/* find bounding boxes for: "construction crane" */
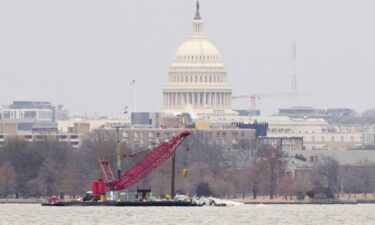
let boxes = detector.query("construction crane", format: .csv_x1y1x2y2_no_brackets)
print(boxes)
232,92,309,117
92,130,191,197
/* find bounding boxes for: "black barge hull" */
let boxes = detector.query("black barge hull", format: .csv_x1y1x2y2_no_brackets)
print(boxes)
42,201,198,207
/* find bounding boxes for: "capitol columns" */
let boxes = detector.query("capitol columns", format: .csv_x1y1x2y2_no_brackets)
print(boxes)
203,91,206,107
199,92,203,106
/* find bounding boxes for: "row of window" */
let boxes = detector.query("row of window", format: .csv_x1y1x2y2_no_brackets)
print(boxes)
123,132,175,138
309,136,357,142
171,66,224,71
1,110,53,120
124,138,241,146
172,74,224,83
269,128,326,133
123,131,247,140
176,55,219,61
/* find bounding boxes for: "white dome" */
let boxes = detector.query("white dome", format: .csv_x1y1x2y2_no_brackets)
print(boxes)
162,2,237,117
174,38,222,62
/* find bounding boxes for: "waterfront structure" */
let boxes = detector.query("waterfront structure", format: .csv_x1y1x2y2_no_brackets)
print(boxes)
162,2,236,117
278,107,358,119
0,101,79,148
363,131,375,147
257,137,304,151
131,112,160,128
0,129,82,148
91,127,256,152
0,101,58,134
199,115,363,150
1,101,55,121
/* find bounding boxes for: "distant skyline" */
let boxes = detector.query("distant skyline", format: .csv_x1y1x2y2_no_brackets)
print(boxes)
1,0,375,116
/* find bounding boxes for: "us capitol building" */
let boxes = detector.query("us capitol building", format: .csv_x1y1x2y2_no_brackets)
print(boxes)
162,1,237,117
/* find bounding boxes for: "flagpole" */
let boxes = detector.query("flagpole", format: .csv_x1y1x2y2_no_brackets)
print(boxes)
134,81,137,113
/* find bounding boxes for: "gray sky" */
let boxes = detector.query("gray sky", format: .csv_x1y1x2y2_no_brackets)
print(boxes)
1,0,375,116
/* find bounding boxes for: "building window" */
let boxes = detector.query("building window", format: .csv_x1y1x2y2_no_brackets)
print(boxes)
331,136,335,142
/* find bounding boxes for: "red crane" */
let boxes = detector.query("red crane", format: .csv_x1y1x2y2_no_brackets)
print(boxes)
92,130,191,196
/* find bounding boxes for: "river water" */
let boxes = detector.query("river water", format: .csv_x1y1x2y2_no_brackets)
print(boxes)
1,204,374,225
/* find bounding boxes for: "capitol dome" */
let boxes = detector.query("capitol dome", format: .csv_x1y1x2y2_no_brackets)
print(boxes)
174,39,223,64
162,1,237,117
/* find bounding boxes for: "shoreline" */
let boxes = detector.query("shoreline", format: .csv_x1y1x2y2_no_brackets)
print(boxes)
232,198,375,205
2,197,375,205
0,199,41,204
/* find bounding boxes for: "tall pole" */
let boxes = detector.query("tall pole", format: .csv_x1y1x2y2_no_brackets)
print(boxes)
292,43,297,106
116,127,121,179
171,152,176,198
134,82,137,113
171,117,187,198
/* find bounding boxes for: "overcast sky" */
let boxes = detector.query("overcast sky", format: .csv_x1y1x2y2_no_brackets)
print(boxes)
1,0,375,116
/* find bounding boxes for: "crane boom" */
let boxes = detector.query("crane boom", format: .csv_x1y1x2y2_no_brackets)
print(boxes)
93,130,190,196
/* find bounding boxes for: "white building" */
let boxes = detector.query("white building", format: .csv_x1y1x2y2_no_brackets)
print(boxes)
162,1,236,117
199,115,363,150
1,101,54,122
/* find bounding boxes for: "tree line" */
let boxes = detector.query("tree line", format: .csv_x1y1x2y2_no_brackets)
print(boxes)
1,132,375,200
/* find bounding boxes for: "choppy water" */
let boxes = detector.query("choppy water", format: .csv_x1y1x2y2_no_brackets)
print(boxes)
1,204,374,225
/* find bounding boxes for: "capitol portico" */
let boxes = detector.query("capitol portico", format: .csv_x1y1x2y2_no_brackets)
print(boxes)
162,1,237,117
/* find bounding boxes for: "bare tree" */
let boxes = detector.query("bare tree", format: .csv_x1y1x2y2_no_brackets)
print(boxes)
247,160,268,199
357,160,375,198
316,156,341,195
0,161,16,198
278,176,295,200
256,144,285,199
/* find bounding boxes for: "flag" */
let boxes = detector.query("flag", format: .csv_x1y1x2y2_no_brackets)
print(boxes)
130,80,135,86
123,106,128,114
